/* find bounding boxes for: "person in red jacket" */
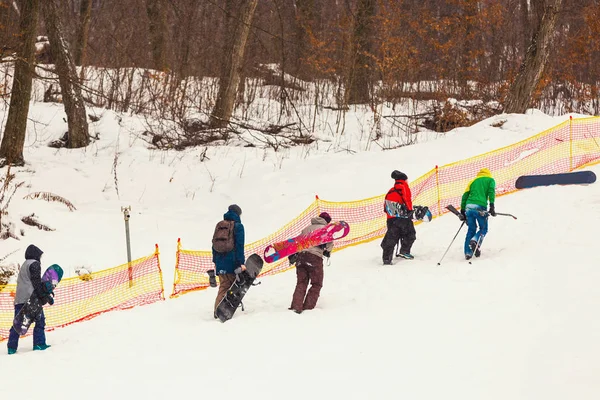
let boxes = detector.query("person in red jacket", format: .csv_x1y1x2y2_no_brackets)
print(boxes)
381,170,416,264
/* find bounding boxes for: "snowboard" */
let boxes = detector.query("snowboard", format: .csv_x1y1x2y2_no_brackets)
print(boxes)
263,221,350,263
215,253,264,323
515,171,596,189
413,205,432,222
13,264,63,336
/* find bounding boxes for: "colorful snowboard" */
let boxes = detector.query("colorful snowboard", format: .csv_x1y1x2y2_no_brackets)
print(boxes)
515,171,596,189
13,264,63,336
263,221,350,263
215,253,264,323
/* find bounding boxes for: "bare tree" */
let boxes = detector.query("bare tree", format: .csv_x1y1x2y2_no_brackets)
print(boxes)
504,0,563,114
0,0,40,167
291,0,316,78
209,0,259,129
145,0,168,71
43,0,90,148
74,0,92,67
346,0,376,105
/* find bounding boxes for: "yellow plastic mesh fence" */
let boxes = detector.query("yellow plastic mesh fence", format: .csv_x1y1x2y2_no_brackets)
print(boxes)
0,246,165,342
171,117,600,298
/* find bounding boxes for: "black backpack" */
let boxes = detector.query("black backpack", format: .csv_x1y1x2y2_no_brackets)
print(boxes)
212,220,235,253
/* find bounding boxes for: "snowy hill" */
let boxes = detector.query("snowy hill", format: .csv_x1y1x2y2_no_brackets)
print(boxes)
1,103,599,399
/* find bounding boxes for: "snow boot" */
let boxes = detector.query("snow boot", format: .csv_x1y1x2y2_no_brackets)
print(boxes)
469,240,481,258
398,253,414,260
207,270,217,288
7,347,16,355
33,344,51,351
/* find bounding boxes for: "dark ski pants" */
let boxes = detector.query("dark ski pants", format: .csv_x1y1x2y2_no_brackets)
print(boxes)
381,217,416,262
214,273,237,311
464,204,488,256
291,252,324,312
7,303,46,350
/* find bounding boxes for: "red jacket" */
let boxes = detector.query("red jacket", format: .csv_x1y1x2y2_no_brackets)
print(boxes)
384,180,413,219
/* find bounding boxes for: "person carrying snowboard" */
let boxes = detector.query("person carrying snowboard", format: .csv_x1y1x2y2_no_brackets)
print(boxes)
289,212,334,314
459,168,496,260
211,204,246,317
7,244,55,354
381,170,416,264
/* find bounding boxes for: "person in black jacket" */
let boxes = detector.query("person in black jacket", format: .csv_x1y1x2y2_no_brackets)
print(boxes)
7,245,52,354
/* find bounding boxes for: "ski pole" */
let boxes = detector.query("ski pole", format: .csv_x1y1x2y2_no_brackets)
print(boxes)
468,234,484,265
437,220,465,266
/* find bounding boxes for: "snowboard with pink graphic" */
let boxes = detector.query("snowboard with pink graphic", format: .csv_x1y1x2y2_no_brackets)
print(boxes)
263,221,350,263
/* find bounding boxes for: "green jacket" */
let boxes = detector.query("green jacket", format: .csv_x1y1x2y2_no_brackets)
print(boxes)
461,168,496,209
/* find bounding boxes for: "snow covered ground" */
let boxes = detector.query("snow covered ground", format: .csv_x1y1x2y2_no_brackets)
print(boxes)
1,103,599,399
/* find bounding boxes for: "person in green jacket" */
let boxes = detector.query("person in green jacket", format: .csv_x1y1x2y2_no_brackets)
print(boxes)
459,168,496,260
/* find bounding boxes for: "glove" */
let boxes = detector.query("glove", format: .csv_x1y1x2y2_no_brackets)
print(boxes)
41,294,54,306
459,209,466,221
489,203,496,217
323,250,331,258
288,253,298,265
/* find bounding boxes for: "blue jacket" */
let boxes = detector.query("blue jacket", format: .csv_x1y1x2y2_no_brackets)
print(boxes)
212,210,245,274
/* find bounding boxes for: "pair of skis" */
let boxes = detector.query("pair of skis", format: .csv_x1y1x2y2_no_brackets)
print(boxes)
446,204,517,220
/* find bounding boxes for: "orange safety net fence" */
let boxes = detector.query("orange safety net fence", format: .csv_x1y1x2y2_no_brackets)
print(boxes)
0,246,165,341
171,116,600,298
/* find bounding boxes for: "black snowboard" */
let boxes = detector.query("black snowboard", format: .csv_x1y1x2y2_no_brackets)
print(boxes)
13,264,63,335
215,253,264,323
515,171,596,189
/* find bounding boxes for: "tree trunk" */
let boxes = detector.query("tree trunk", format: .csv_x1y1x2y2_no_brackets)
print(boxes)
146,0,168,71
458,0,479,87
520,0,531,54
292,0,315,78
43,0,90,148
346,0,375,105
0,0,39,167
74,0,92,67
175,1,200,79
209,0,258,129
504,0,562,114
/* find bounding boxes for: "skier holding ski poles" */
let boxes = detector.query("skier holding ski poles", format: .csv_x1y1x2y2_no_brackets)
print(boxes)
459,168,496,260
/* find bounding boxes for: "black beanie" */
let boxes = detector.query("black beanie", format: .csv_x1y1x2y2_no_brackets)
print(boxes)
391,170,408,181
228,204,242,216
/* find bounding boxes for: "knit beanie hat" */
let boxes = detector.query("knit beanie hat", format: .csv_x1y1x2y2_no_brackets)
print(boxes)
318,212,332,223
391,170,408,181
228,204,242,216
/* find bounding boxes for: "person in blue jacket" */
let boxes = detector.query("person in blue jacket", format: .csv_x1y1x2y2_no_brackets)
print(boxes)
212,204,246,314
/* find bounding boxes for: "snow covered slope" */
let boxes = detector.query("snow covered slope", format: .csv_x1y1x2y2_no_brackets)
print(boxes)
1,104,598,399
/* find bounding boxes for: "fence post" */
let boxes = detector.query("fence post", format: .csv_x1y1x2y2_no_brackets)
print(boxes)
121,206,133,287
154,244,165,300
315,194,321,214
569,115,573,171
435,165,442,215
171,238,182,297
